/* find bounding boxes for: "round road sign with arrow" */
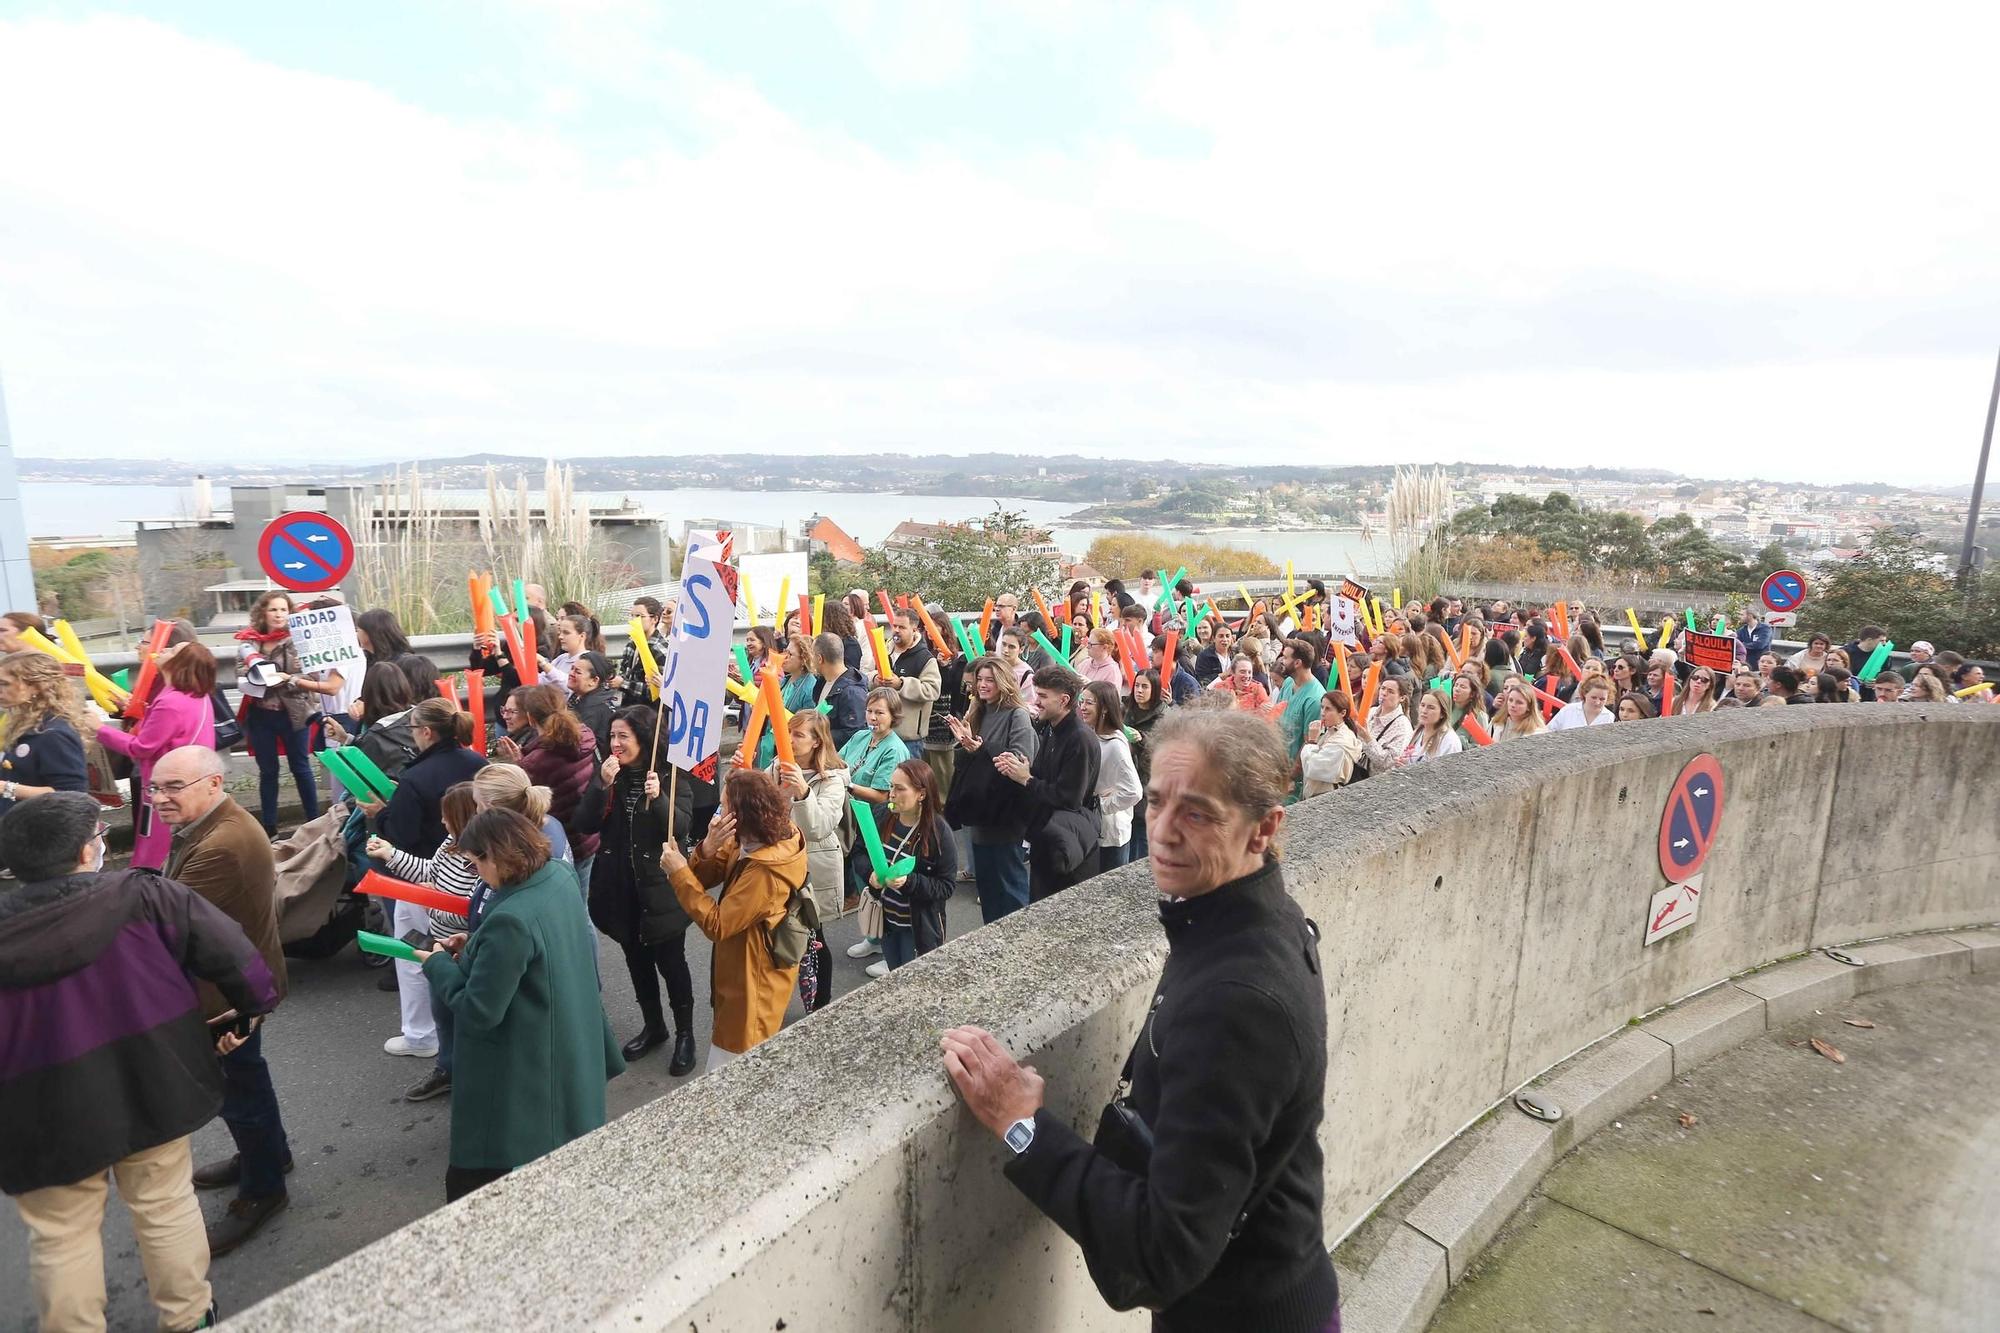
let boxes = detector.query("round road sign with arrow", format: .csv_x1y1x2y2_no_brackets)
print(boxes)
1760,569,1807,614
257,511,356,594
1659,753,1724,882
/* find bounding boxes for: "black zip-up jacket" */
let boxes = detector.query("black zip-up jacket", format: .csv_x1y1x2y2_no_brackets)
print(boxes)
1004,857,1337,1332
576,765,694,946
0,868,280,1195
1021,707,1100,839
568,685,615,759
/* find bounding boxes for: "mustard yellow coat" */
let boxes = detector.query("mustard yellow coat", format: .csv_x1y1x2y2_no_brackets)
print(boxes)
670,831,807,1053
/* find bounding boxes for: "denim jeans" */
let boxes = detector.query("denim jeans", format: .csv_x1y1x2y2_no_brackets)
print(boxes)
971,841,1029,924
1099,840,1131,870
1128,797,1148,860
882,923,917,971
217,1025,292,1199
243,706,319,833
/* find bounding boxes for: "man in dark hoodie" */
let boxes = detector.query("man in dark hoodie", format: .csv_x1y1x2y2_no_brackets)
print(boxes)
1,792,280,1333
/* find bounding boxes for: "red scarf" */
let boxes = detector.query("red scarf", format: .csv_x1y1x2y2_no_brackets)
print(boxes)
234,625,291,647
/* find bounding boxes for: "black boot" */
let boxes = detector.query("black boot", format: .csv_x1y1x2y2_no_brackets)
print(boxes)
621,1021,668,1061
668,1005,697,1076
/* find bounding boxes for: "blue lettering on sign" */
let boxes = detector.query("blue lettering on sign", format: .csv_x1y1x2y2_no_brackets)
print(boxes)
682,574,713,639
685,699,710,757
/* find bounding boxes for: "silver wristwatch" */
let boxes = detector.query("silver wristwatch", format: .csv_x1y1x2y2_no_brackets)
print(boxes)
1004,1116,1036,1155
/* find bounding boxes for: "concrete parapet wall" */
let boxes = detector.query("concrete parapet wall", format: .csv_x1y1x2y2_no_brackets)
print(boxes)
237,704,2000,1330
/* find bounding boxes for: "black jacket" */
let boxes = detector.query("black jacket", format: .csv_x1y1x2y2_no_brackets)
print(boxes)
846,811,956,954
0,868,280,1195
817,669,870,749
1022,707,1100,837
377,739,489,859
576,765,694,946
1005,858,1336,1331
0,718,89,820
569,685,615,758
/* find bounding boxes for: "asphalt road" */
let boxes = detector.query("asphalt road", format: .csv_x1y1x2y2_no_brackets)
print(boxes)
1,856,990,1331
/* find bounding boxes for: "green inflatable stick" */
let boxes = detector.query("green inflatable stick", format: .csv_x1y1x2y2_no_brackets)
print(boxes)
486,585,511,621
1685,608,1697,630
733,644,754,686
1031,629,1064,663
512,578,529,624
956,617,982,661
1059,624,1073,660
338,747,399,803
1858,640,1894,682
315,749,369,799
356,930,420,963
849,798,917,882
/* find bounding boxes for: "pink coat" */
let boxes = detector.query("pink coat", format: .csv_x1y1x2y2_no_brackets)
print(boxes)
97,686,217,870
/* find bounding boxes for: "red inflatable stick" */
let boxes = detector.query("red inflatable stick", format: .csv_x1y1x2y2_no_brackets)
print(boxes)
1462,713,1493,747
123,620,176,723
359,870,469,919
467,669,486,753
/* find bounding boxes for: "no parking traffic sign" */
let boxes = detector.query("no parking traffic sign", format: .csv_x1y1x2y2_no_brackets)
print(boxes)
1760,569,1807,614
258,511,355,594
1658,753,1724,882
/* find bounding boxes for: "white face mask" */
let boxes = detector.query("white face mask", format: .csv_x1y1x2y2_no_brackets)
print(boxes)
81,835,106,875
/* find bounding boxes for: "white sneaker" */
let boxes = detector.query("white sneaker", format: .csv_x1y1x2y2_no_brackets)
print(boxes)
864,959,889,979
384,1035,440,1058
846,938,881,959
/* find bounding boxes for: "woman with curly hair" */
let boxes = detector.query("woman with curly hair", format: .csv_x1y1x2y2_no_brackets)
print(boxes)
0,651,90,819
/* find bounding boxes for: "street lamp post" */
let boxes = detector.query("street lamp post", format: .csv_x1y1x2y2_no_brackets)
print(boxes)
1958,348,2000,607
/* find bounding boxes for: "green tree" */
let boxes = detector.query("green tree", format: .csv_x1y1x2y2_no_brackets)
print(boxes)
1646,515,1748,589
1811,530,1965,650
857,506,1060,612
1751,541,1789,574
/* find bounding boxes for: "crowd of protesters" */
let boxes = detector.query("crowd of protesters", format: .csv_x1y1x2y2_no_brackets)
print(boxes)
0,571,1987,1331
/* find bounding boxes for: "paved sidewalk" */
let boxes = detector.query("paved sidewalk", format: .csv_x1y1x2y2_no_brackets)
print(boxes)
1430,971,2000,1333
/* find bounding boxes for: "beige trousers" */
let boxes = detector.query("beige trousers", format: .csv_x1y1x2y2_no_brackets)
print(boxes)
12,1136,212,1332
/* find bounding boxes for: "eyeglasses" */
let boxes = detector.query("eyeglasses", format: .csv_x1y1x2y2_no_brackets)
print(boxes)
145,777,217,797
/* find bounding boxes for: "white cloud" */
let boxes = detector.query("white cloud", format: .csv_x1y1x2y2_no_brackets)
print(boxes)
0,5,1995,485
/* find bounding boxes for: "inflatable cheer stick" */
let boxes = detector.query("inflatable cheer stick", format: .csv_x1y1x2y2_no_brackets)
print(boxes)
355,930,420,963
359,871,467,919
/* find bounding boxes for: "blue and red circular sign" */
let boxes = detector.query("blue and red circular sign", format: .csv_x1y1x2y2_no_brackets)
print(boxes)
1760,569,1807,614
257,511,355,593
1659,753,1724,881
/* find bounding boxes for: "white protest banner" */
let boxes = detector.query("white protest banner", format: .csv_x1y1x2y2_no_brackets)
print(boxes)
287,604,365,679
660,531,738,782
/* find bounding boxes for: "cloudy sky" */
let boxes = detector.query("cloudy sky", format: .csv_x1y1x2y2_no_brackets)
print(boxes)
1,2,1995,485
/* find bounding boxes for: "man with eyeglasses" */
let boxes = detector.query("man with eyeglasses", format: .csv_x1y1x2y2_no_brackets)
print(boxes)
2,790,279,1332
152,746,296,1257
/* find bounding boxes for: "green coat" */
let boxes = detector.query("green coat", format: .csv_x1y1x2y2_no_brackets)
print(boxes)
423,859,624,1170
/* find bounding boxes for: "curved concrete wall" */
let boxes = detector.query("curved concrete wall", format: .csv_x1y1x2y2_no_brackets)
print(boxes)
239,705,2000,1331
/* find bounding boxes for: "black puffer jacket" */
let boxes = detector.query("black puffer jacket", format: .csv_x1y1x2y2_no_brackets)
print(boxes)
575,764,694,946
1004,857,1336,1332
